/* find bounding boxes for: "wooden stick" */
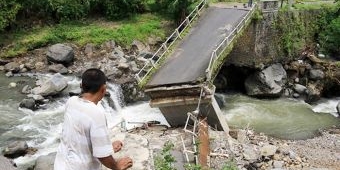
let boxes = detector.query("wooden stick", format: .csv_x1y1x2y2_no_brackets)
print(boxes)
198,117,209,169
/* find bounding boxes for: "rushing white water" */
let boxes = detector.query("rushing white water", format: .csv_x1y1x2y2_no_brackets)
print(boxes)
0,74,168,169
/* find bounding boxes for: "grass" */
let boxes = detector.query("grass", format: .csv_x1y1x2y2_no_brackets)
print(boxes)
0,14,169,58
280,0,336,10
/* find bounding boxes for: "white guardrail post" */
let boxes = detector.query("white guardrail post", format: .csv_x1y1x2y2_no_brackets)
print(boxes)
205,4,257,82
135,0,207,84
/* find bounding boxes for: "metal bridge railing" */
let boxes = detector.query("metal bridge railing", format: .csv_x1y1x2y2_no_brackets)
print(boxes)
135,0,207,84
206,4,257,81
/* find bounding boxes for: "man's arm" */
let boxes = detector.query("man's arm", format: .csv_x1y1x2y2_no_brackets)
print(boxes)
98,156,133,170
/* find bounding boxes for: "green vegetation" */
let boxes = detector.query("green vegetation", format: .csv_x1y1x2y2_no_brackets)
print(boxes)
320,17,340,55
154,141,176,170
292,3,335,10
221,160,238,170
0,0,201,58
0,0,21,31
273,4,337,58
0,14,166,58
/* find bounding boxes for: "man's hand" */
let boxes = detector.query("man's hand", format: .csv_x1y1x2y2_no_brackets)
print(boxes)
117,157,133,170
112,140,123,153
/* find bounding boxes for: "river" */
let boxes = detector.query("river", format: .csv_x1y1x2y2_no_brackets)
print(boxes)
0,73,339,169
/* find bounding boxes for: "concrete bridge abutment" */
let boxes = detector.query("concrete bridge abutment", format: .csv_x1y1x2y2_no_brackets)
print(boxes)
145,84,229,134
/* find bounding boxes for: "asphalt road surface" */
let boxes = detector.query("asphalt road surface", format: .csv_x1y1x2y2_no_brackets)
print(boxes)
147,7,248,88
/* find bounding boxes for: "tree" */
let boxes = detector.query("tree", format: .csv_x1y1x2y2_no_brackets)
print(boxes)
0,0,21,31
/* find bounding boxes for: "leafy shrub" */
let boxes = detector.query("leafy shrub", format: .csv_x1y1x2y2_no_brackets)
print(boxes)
0,0,21,31
48,0,92,20
104,0,147,20
155,0,197,24
319,16,340,55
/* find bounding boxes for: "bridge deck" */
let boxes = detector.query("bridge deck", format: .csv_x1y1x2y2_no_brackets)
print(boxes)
146,7,248,88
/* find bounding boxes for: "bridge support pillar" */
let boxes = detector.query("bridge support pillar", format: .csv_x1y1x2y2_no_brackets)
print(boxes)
146,85,229,134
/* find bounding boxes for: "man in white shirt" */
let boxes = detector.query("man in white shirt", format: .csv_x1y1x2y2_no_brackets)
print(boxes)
54,68,133,170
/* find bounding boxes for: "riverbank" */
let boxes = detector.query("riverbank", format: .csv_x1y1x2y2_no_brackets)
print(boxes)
104,125,340,170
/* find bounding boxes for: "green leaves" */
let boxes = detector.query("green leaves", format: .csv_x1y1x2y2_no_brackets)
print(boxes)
319,17,340,55
154,141,176,170
0,0,21,31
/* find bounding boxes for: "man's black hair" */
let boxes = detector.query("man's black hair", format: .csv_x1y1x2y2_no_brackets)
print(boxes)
81,68,107,94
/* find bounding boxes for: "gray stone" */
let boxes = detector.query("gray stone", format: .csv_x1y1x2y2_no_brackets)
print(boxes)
8,82,17,88
171,150,186,170
0,66,4,71
284,88,293,97
0,155,16,170
48,64,68,74
25,63,35,70
309,69,325,80
293,93,300,98
109,48,125,60
305,83,322,103
19,64,25,69
118,62,130,70
27,94,44,102
260,145,277,157
5,71,13,77
130,61,139,73
294,78,299,83
243,144,259,162
19,98,37,110
245,64,287,97
4,62,20,73
22,85,32,94
237,130,248,144
3,141,28,159
294,84,307,94
107,67,123,79
131,40,147,53
84,43,94,56
273,161,284,168
34,152,56,170
46,44,74,65
148,36,162,46
318,54,325,58
31,73,68,96
102,40,115,50
289,151,297,159
35,62,45,70
20,68,28,73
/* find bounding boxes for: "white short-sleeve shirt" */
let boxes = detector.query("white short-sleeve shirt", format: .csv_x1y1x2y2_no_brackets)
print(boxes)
54,96,113,170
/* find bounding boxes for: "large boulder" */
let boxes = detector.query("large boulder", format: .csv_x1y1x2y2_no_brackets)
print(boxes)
131,40,149,54
337,102,340,114
305,83,323,104
4,62,20,73
48,64,68,74
31,73,68,96
293,84,307,94
46,44,74,65
3,141,28,159
19,98,37,110
34,152,56,170
0,155,16,170
245,64,287,97
309,69,325,80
